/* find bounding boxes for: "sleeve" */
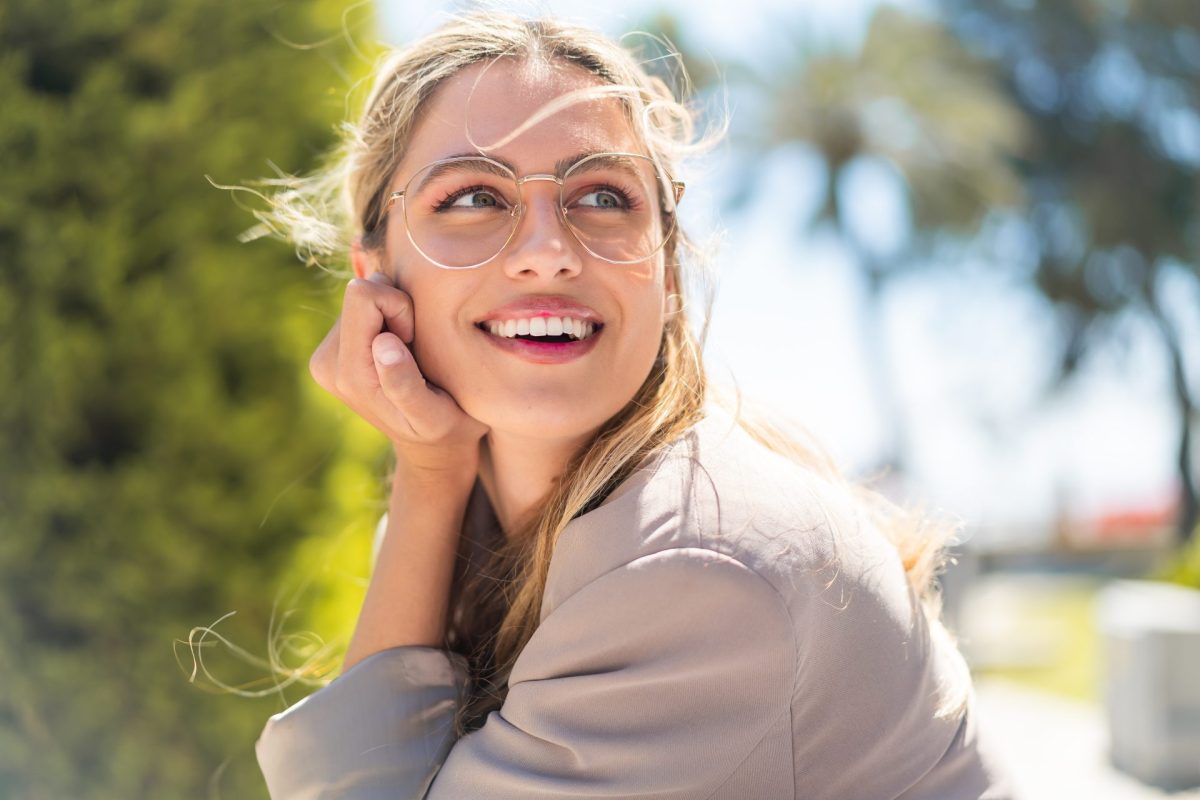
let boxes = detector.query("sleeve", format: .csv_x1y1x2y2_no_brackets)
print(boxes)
255,645,469,799
256,546,797,800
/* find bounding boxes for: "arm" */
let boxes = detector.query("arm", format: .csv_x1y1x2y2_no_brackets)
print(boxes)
256,547,796,799
425,546,797,798
256,645,468,799
256,470,473,799
343,470,472,672
264,266,491,797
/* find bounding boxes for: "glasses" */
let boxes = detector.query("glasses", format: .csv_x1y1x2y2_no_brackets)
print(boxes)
383,152,685,270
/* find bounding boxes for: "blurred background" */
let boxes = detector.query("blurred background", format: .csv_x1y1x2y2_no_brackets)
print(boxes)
2,0,1198,797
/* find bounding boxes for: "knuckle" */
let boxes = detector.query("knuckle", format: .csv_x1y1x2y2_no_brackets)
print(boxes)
344,278,371,301
308,352,331,389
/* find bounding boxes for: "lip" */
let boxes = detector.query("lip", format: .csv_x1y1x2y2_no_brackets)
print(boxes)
476,323,603,364
475,295,604,324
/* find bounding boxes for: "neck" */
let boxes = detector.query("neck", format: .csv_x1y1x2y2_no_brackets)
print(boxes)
477,427,593,539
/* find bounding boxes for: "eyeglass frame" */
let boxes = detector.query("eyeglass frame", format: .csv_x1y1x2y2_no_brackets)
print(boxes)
381,151,686,270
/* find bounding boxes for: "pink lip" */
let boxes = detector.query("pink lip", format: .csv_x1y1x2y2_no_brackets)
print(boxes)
476,295,604,324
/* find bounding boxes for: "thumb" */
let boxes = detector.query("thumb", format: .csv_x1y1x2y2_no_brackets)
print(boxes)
372,332,457,438
372,331,410,368
371,331,429,410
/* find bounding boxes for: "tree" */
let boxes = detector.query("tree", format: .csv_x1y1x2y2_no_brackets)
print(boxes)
727,2,1196,543
937,0,1200,544
0,1,381,796
756,8,1027,475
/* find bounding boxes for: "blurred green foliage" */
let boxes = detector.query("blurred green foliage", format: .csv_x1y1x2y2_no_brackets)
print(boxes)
0,1,391,797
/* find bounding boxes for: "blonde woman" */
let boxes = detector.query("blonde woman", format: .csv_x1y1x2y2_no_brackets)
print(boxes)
251,11,1013,799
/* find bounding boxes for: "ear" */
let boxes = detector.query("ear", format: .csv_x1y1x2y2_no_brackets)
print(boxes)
663,266,680,316
350,235,382,280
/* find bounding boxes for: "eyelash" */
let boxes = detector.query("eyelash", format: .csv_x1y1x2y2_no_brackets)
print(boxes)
433,184,499,211
585,183,640,211
432,182,643,211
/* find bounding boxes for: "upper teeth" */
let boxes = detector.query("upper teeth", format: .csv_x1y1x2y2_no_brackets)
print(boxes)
484,317,598,340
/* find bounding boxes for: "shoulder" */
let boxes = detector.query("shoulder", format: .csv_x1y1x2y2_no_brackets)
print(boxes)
544,402,908,627
541,402,949,717
530,404,995,797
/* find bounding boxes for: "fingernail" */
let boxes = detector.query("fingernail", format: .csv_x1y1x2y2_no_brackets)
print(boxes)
375,342,405,366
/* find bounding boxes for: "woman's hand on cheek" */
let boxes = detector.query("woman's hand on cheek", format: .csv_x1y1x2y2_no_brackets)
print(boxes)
309,270,489,486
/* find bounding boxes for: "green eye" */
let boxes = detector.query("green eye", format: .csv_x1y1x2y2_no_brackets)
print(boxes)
576,187,630,209
436,186,505,211
459,192,497,207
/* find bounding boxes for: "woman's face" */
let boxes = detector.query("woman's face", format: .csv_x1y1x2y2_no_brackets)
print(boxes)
374,58,674,443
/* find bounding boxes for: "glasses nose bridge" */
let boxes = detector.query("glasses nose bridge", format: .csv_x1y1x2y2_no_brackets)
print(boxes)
506,172,580,263
516,173,561,187
511,172,567,223
514,173,563,208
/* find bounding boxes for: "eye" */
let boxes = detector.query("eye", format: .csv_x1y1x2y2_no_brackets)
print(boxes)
575,186,633,210
436,186,507,211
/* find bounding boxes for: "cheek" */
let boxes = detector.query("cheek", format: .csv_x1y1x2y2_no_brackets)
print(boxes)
409,303,461,372
399,274,482,397
630,305,666,367
616,270,667,354
395,274,452,369
609,287,667,392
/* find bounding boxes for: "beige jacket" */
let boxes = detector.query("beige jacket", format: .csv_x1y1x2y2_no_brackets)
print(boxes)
256,403,1014,799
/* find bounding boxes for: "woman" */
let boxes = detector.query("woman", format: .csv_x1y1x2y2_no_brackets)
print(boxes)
250,11,1013,800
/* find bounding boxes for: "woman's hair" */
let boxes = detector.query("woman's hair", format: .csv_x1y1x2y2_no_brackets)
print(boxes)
242,11,969,736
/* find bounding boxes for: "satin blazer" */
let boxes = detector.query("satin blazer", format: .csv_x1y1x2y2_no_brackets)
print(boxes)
255,402,1015,799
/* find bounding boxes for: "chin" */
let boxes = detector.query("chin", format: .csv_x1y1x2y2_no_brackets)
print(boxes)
468,392,619,443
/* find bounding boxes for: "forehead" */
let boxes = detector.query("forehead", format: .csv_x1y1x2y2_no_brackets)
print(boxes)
399,58,643,177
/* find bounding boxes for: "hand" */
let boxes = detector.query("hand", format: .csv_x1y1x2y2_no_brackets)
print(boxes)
308,270,489,485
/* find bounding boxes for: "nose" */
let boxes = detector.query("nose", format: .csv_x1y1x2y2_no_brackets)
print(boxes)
500,178,583,280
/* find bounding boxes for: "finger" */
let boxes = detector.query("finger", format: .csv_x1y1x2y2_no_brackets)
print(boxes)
371,332,465,440
370,332,427,436
336,276,414,397
365,271,415,343
342,275,414,351
308,315,342,395
313,323,398,436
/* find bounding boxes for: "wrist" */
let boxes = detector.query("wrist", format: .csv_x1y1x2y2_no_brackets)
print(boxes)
390,458,476,502
391,440,478,484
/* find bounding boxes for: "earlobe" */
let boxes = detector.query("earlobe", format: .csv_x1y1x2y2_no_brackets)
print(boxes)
350,235,378,280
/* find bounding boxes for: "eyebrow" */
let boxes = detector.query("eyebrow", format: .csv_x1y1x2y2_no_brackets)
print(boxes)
412,157,513,198
561,152,645,179
412,150,647,196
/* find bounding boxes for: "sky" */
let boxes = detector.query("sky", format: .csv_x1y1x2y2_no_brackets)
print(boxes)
374,0,1188,547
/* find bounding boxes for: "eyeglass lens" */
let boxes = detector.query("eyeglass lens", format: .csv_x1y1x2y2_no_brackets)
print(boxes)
402,155,674,268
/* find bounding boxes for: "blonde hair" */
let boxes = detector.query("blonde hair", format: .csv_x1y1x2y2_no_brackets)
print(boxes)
241,11,969,736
